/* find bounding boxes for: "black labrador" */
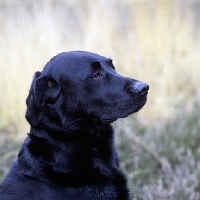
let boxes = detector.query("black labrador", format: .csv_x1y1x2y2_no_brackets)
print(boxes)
0,51,149,200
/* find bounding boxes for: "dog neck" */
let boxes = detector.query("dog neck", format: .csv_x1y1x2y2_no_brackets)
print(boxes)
17,122,119,185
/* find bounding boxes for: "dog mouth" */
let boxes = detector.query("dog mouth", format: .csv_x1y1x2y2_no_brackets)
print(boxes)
133,97,147,112
101,96,148,124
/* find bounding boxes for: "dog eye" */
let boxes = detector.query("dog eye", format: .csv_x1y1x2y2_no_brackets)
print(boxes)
92,72,101,79
47,79,56,88
48,80,54,88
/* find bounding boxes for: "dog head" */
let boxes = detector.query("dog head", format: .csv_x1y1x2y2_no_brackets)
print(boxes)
26,51,149,130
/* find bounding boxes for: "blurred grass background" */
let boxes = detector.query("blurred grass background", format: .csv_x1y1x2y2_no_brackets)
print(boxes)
0,0,200,199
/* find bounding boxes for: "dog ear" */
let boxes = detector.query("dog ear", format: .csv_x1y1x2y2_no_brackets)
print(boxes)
34,74,61,107
26,71,41,107
25,71,61,127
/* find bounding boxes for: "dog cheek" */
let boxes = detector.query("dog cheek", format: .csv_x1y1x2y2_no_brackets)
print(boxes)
82,98,112,120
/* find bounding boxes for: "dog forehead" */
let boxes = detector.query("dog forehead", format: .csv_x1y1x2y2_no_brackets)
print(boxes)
42,51,109,77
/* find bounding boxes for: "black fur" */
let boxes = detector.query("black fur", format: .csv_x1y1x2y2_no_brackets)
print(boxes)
0,51,149,200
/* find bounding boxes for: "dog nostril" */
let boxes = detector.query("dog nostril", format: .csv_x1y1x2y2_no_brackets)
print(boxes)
129,81,149,94
133,81,149,94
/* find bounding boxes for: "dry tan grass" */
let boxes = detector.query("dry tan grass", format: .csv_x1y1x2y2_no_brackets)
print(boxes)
1,1,200,198
0,0,199,134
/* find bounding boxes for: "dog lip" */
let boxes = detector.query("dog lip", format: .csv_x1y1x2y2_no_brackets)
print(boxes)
134,98,147,112
101,117,117,124
103,119,115,123
139,90,148,96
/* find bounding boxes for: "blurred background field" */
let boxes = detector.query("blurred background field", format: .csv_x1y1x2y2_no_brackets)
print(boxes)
0,0,200,199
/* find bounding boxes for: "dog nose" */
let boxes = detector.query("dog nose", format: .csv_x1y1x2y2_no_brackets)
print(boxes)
134,81,149,95
126,81,149,95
